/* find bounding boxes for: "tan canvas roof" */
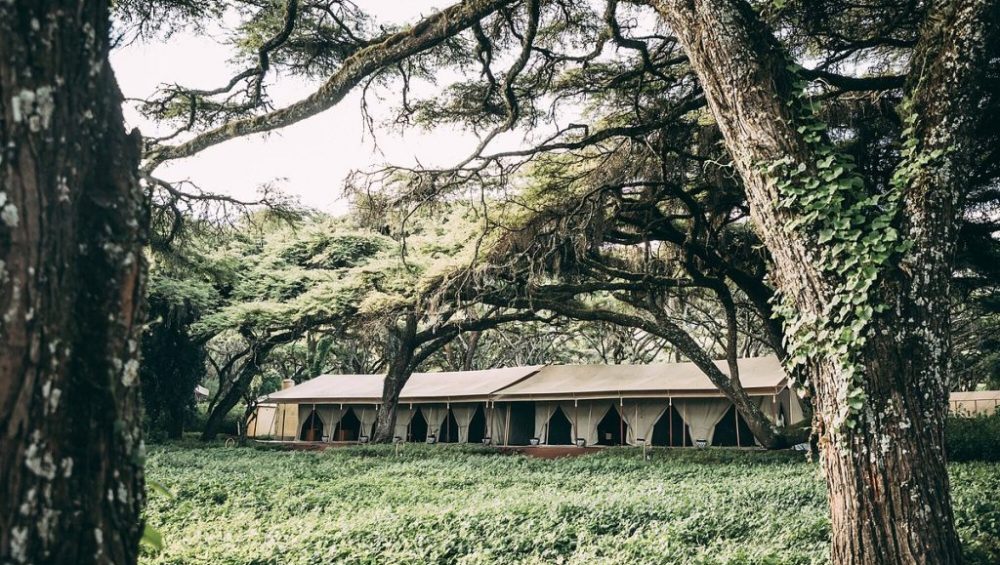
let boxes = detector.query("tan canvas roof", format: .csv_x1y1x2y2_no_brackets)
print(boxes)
494,356,786,400
400,366,545,402
266,366,543,405
949,390,1000,416
950,390,1000,401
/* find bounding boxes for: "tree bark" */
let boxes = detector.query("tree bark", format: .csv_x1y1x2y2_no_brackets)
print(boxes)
0,1,147,563
653,0,996,562
201,331,291,440
371,315,417,443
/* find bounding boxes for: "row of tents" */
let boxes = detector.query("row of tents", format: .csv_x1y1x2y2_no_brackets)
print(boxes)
249,356,808,447
248,356,1000,447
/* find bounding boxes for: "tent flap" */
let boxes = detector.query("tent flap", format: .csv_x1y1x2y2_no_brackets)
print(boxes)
451,405,478,443
420,405,449,440
675,399,730,445
623,400,669,445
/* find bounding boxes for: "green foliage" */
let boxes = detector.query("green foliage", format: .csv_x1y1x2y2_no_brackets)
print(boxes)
763,66,944,434
142,276,209,441
947,410,1000,462
141,444,1000,564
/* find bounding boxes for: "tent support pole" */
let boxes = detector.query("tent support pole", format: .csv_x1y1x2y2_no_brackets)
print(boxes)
735,406,741,447
575,401,579,445
669,400,673,448
619,398,624,447
504,403,511,447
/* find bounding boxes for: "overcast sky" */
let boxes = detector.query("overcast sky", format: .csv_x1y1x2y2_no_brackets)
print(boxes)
110,1,486,213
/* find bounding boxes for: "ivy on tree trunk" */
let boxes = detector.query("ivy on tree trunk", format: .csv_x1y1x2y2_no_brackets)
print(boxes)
653,0,995,563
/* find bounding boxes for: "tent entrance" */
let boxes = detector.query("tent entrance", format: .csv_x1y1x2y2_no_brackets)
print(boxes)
547,407,573,445
409,410,428,442
596,406,628,446
468,405,487,444
300,411,323,442
333,409,361,441
651,405,692,447
441,410,460,443
712,405,757,447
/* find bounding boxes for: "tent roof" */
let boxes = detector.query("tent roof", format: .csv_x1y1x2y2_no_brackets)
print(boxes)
950,390,1000,401
266,366,543,404
494,356,786,400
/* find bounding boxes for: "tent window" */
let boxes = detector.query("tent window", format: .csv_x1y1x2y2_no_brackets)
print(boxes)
596,406,627,446
300,411,323,442
506,402,535,446
547,407,573,445
651,406,691,447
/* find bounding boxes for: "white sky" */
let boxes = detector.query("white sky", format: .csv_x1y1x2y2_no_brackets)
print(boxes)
110,1,488,213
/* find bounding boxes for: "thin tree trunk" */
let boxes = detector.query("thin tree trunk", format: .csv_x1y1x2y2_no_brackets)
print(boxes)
0,1,147,562
654,0,995,562
461,331,482,371
201,348,269,441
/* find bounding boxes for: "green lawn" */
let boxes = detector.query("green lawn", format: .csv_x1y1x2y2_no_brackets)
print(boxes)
142,443,1000,564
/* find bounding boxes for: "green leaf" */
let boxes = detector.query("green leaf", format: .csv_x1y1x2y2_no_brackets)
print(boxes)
141,524,164,552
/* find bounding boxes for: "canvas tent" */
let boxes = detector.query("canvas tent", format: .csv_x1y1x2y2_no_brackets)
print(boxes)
259,366,543,443
249,356,806,447
949,390,1000,416
494,356,803,447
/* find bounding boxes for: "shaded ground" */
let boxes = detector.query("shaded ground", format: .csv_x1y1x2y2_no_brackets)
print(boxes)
142,443,1000,564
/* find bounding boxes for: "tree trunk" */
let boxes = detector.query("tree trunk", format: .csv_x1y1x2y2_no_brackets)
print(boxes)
0,1,147,563
372,316,417,443
201,350,266,441
201,330,297,441
653,0,995,562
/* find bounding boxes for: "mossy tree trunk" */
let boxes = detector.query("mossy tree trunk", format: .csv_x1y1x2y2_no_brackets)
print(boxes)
0,1,147,562
653,0,995,563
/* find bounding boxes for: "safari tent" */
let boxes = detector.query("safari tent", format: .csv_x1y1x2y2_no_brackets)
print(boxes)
260,366,543,443
252,356,809,447
949,390,1000,416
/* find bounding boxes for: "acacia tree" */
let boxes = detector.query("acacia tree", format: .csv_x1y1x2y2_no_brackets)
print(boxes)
649,0,997,562
0,1,146,562
353,0,996,559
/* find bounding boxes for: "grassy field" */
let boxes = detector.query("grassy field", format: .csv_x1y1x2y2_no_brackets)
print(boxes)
142,443,1000,564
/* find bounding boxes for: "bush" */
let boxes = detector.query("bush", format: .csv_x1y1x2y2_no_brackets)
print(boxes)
141,443,1000,564
947,410,1000,462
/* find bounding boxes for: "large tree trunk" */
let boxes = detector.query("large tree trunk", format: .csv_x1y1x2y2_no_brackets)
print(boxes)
372,316,417,443
0,1,147,563
653,0,995,563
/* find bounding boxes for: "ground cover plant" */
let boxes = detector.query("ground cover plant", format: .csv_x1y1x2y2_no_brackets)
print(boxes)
142,444,1000,564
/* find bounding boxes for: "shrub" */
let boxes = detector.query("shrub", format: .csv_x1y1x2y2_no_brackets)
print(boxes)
947,410,1000,462
141,443,1000,564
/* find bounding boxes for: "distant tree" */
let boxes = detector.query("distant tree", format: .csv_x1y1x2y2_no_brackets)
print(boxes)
140,291,206,440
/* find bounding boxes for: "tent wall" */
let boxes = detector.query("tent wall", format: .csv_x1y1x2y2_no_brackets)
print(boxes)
248,404,276,438
394,407,416,441
272,403,298,440
451,404,478,443
355,405,378,440
949,393,1000,417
